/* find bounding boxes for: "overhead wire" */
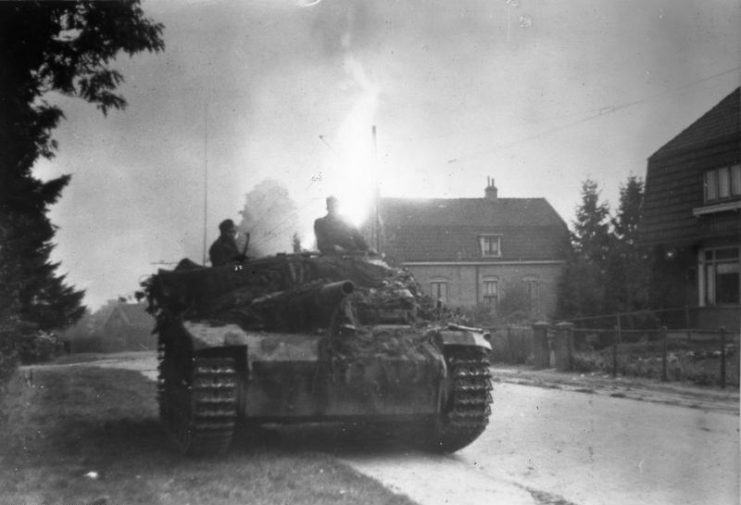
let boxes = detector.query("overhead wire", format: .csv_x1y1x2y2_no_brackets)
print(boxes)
446,66,741,164
224,68,740,247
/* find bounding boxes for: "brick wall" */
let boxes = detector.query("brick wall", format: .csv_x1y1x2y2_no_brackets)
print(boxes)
405,262,564,319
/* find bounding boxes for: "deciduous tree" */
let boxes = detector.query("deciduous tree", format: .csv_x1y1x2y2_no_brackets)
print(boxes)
0,1,164,370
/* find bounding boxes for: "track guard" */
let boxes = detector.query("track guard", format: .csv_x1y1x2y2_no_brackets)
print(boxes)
436,325,492,351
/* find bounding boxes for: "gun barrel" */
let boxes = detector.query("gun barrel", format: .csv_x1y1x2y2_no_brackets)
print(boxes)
315,280,355,307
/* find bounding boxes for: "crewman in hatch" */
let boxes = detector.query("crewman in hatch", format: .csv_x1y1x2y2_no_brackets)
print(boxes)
209,219,249,266
313,196,369,254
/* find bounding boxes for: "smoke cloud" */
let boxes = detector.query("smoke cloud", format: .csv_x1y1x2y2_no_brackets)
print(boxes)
237,179,300,257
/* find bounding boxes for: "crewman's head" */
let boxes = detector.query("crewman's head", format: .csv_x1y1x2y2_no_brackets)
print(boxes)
218,219,236,235
326,196,339,215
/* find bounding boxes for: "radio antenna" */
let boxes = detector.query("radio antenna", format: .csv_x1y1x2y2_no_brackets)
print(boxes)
202,102,209,265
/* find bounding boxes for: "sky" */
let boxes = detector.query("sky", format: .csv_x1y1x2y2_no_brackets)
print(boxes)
33,0,741,310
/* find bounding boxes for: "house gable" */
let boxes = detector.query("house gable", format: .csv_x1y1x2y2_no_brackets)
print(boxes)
650,88,740,162
102,303,154,332
641,88,741,248
365,181,568,316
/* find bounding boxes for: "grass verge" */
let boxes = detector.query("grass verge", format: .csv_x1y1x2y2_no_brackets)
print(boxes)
0,365,415,505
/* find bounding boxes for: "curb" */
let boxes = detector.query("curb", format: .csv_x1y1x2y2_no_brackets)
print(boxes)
490,365,739,415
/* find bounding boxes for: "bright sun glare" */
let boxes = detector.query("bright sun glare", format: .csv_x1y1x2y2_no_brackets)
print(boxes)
328,55,381,227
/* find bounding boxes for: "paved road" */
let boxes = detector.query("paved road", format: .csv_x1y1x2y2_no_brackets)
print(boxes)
73,352,740,505
345,382,739,505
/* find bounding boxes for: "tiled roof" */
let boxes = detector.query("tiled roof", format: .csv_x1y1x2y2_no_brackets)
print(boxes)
651,87,740,160
380,197,566,227
379,197,568,262
108,303,155,329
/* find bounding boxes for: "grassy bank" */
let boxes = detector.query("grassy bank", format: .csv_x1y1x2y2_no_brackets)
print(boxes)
0,365,414,505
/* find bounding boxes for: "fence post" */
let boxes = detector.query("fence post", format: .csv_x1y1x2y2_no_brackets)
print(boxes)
532,321,550,369
720,327,726,389
611,328,616,378
554,321,575,371
684,305,691,331
661,326,668,382
506,325,513,363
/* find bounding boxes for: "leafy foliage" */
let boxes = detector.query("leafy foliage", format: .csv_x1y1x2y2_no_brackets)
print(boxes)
0,1,164,379
497,285,532,324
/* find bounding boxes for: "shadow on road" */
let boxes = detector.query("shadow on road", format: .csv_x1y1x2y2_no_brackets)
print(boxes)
232,421,428,458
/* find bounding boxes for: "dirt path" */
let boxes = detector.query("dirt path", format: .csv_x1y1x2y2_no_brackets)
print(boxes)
47,352,159,380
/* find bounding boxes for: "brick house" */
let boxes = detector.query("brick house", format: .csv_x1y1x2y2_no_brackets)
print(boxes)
639,87,740,331
371,179,569,320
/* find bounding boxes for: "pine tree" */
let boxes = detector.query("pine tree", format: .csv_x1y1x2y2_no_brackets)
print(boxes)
556,179,611,322
0,1,164,370
605,176,650,323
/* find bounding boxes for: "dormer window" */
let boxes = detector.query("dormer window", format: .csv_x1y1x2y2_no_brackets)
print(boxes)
479,235,502,257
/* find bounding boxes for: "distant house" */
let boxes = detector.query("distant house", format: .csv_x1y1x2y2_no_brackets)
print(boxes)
100,302,156,351
370,179,569,320
639,88,740,331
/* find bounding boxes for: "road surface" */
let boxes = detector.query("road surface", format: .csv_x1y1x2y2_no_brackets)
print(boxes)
343,382,739,505
79,352,740,505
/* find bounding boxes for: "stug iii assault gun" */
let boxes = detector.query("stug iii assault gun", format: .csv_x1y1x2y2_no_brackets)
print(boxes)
143,253,492,456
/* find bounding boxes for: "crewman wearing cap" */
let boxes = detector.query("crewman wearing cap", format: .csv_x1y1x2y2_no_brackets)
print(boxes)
314,196,369,254
209,219,249,266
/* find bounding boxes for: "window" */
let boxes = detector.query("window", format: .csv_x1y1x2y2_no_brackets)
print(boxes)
479,235,502,257
732,165,741,195
704,164,741,203
705,170,718,201
430,280,448,305
701,247,740,305
482,278,498,306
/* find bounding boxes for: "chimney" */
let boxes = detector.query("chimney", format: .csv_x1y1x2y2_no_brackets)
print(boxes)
485,176,498,201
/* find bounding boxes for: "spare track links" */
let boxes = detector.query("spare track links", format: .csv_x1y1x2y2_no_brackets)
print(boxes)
158,337,238,456
433,346,493,452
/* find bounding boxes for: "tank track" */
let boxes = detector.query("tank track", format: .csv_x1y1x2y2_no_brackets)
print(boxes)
430,347,492,452
158,337,238,456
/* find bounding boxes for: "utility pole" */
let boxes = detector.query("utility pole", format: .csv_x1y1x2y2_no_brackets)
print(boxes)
202,102,209,265
372,124,381,252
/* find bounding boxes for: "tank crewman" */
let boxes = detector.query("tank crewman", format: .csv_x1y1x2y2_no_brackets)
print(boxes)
314,196,369,254
209,219,249,266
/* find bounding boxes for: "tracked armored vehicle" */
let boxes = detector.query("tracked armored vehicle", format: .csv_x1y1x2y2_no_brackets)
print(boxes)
143,253,492,456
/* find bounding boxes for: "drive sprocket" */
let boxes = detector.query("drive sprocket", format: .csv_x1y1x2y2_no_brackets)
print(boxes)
158,335,237,456
428,346,492,452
